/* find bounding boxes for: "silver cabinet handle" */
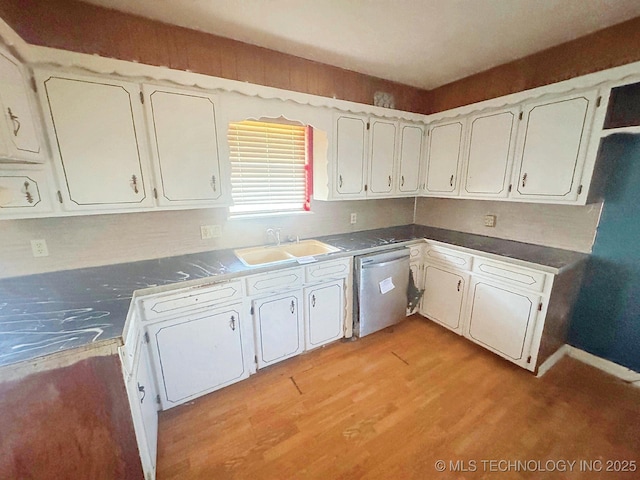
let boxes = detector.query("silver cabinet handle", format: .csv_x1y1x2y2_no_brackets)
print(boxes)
339,175,343,188
130,175,139,194
211,175,217,192
229,315,236,331
7,108,20,136
522,173,528,188
311,294,316,308
450,175,454,187
290,300,295,314
401,176,405,187
457,280,461,292
388,175,392,187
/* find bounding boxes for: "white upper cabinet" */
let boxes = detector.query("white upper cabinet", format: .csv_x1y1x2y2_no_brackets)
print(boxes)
461,108,519,198
424,120,465,195
0,168,52,215
397,123,424,195
368,118,397,196
511,90,598,202
0,46,44,163
36,70,154,211
143,84,227,207
334,113,367,197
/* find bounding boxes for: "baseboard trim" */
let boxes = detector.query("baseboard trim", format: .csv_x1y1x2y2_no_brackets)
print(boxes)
536,345,570,377
567,346,640,387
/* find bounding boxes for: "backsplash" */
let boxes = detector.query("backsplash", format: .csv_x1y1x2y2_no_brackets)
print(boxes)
0,198,414,279
415,197,602,253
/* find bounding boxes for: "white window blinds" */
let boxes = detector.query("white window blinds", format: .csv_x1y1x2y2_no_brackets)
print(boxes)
228,120,308,214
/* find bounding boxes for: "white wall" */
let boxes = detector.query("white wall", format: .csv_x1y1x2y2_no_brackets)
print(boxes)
415,197,602,253
0,198,415,279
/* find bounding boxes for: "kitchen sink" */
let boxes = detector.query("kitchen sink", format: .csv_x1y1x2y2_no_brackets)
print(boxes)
234,240,340,267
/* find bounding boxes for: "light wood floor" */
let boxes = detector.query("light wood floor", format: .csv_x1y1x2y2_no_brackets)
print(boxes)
156,316,640,479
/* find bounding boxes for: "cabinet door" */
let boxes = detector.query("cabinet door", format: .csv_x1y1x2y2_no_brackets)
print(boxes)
368,118,396,195
420,265,467,334
335,114,367,196
0,47,43,162
147,304,246,408
0,169,52,214
512,92,597,201
254,291,303,368
398,123,424,195
466,279,540,366
37,71,153,210
424,120,464,195
144,85,224,206
305,280,344,349
462,109,518,198
127,336,158,480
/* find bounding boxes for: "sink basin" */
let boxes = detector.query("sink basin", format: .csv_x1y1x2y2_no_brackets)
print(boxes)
281,240,341,257
234,240,340,267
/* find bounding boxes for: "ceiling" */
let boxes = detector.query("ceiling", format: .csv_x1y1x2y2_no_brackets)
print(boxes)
79,0,640,90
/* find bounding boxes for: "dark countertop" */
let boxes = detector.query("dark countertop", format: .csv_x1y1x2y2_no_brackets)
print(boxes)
0,224,588,369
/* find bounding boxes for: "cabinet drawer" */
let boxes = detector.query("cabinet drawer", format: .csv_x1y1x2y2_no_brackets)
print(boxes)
423,244,473,271
472,258,547,292
408,244,423,260
139,279,244,321
305,257,351,283
246,267,304,296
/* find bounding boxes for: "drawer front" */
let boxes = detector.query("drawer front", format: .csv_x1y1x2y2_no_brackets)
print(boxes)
472,258,547,292
423,244,473,271
246,267,304,296
305,257,351,283
408,244,423,260
140,279,244,320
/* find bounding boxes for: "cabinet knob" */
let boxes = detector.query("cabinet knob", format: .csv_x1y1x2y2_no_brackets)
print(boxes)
211,175,217,192
521,173,528,188
290,300,295,314
311,294,316,308
130,174,139,194
7,108,20,137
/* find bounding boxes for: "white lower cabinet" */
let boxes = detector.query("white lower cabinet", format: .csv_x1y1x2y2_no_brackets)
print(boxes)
146,302,248,409
465,278,540,367
253,291,304,368
420,264,468,334
305,280,344,349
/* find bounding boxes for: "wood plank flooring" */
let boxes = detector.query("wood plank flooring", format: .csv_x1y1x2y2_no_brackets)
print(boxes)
156,316,640,479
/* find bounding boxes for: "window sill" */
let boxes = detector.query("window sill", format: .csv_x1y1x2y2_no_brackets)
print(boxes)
228,210,315,221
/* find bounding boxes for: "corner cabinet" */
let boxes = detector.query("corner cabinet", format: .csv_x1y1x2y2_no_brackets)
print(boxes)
423,120,465,196
142,84,229,207
35,70,154,211
0,46,44,163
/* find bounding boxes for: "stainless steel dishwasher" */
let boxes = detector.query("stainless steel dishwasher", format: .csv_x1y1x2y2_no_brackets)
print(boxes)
354,247,410,337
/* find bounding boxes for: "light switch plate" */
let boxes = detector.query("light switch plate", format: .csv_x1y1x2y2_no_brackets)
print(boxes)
200,225,222,239
484,215,496,228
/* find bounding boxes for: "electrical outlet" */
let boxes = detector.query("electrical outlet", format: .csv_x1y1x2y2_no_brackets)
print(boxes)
484,215,496,228
200,225,222,240
31,239,49,257
350,213,357,225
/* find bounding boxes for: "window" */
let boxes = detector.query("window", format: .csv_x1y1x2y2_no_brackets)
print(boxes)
228,120,312,214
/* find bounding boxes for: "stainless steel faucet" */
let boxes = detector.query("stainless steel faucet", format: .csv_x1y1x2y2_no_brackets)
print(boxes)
266,228,281,246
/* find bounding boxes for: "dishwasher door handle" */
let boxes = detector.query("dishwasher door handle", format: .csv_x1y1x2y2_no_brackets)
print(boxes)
361,256,409,269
